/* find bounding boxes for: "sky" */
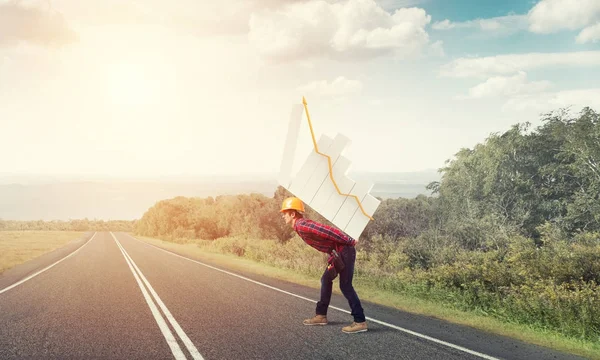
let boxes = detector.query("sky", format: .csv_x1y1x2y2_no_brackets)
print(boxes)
1,0,599,180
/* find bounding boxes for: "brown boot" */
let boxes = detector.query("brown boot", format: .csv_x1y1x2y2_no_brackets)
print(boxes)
303,314,328,325
342,321,368,333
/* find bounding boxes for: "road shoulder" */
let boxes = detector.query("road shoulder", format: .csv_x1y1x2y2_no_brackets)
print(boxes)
0,232,93,291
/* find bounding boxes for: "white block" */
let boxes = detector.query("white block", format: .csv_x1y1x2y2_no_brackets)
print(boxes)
343,194,381,240
300,134,351,205
278,104,305,189
288,135,333,198
321,175,355,221
331,180,374,235
309,156,351,215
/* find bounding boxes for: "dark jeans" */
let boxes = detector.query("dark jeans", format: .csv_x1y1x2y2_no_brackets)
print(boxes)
316,246,366,323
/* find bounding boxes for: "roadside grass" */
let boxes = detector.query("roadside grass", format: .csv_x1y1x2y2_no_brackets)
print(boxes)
134,233,600,360
0,231,85,274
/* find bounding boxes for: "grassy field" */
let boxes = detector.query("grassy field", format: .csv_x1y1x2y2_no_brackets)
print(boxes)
0,231,85,274
133,234,600,360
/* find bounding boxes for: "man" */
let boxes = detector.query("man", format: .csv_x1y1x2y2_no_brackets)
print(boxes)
280,196,368,334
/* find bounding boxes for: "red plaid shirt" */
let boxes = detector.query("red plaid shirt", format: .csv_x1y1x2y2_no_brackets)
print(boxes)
293,218,356,254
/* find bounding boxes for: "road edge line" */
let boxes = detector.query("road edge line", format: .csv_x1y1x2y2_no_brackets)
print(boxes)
0,232,98,295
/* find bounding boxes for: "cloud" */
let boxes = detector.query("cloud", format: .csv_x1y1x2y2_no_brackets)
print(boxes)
377,0,428,11
432,1,600,43
368,98,384,106
439,51,600,78
428,40,445,57
431,19,453,30
47,0,308,37
296,76,363,97
527,0,600,34
576,22,600,44
105,1,255,36
159,0,312,36
0,1,77,47
432,15,528,35
248,0,434,62
460,72,552,99
503,88,600,112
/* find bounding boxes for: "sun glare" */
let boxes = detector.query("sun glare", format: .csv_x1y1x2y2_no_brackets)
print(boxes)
104,62,159,108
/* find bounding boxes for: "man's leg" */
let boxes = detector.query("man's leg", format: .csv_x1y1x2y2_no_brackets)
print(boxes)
304,266,334,325
316,266,334,315
339,247,367,332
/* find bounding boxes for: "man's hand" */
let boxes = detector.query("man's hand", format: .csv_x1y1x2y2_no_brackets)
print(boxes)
327,254,335,264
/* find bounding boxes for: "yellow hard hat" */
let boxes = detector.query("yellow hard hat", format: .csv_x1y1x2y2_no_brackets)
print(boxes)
280,197,305,213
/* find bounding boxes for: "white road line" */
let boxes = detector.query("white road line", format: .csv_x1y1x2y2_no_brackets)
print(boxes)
125,233,500,360
0,232,98,295
111,233,204,360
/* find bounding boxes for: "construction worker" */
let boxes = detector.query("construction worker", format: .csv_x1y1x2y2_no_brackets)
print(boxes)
280,196,368,333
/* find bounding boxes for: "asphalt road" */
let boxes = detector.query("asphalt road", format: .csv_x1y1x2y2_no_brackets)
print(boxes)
0,232,589,360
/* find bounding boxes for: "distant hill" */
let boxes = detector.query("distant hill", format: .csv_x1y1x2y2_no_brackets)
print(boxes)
0,170,440,221
351,170,440,199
